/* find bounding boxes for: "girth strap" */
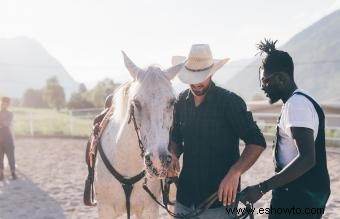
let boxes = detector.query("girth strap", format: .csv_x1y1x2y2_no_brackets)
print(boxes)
97,139,145,219
122,183,134,219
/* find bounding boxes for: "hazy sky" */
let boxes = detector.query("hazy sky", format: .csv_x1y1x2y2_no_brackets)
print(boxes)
1,0,340,87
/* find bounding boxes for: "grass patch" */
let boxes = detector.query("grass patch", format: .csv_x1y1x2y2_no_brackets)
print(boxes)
12,107,93,137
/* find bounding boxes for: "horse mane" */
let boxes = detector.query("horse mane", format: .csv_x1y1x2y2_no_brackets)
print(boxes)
112,81,133,123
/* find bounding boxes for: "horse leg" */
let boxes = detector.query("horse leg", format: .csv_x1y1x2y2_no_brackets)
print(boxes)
95,178,122,219
137,207,159,219
136,196,160,219
97,202,120,219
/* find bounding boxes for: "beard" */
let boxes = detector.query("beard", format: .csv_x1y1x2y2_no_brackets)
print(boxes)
190,83,211,96
263,88,281,104
268,95,280,104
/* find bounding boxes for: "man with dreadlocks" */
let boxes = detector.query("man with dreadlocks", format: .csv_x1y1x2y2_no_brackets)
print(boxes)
240,39,330,219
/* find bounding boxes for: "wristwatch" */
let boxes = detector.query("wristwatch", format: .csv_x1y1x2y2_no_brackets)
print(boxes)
258,181,269,195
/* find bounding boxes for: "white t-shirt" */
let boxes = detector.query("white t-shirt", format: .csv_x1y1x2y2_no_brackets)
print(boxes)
277,89,319,169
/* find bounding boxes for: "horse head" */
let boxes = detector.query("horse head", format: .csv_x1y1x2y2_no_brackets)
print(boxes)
122,52,183,178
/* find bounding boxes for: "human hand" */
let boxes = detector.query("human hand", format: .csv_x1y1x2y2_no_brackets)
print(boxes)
239,184,263,205
218,169,241,206
167,153,180,177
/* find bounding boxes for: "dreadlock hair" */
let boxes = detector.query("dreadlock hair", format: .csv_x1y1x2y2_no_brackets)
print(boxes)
257,38,294,79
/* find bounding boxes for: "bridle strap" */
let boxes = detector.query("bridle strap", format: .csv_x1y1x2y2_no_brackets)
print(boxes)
128,105,145,158
161,176,178,206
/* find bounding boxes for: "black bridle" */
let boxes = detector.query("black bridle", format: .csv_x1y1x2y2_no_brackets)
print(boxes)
127,104,145,158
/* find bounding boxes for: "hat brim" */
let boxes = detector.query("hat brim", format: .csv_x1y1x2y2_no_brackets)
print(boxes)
172,56,230,84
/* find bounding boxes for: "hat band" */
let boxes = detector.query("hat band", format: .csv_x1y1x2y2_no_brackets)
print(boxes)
184,63,213,72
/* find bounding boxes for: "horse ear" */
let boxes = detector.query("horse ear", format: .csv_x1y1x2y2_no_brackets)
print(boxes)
122,51,143,79
164,63,184,81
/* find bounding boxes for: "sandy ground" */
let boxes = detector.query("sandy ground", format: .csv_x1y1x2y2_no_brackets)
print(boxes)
0,137,339,219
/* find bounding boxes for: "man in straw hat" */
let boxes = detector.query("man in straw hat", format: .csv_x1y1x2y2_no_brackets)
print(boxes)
0,96,16,180
169,44,266,218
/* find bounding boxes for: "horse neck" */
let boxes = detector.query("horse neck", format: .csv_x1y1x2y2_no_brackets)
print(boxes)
102,117,144,176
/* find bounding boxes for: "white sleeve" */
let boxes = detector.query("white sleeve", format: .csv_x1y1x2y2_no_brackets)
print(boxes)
284,97,315,137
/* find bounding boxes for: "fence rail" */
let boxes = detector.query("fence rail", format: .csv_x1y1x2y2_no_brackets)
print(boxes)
11,108,340,144
12,107,103,137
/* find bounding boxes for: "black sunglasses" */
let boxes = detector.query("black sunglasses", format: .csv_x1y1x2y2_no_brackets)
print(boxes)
258,67,282,88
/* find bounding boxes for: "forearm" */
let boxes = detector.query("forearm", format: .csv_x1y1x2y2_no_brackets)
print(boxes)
263,127,316,192
229,144,264,175
264,153,315,191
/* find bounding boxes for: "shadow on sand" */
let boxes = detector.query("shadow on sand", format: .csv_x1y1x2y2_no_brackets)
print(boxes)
0,170,65,219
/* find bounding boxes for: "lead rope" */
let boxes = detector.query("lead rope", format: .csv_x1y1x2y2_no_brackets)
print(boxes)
144,177,254,219
143,177,219,219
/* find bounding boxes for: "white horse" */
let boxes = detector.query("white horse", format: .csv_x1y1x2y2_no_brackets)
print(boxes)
95,52,183,219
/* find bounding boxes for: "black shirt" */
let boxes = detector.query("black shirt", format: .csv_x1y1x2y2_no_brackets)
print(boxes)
171,83,266,208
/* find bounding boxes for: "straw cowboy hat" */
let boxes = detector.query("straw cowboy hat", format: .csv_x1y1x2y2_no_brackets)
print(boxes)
172,44,230,84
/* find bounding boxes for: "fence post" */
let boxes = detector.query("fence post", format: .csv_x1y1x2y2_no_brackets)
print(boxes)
69,110,74,136
29,111,34,136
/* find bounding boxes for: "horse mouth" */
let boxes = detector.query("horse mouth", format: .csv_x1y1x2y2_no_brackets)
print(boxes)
146,166,167,178
145,156,170,178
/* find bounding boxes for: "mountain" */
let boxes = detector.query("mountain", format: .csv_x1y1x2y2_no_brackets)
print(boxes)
0,37,78,98
225,10,340,102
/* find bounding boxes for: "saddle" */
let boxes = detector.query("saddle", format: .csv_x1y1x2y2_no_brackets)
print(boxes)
83,108,112,206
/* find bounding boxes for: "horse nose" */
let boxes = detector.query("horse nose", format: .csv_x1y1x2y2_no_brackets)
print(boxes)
159,152,172,165
166,154,172,164
145,153,152,165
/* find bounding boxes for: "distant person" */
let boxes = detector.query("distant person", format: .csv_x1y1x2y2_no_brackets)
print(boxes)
0,96,16,180
240,39,330,219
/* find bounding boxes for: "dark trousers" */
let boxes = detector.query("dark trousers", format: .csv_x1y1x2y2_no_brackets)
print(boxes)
0,128,15,171
268,187,330,219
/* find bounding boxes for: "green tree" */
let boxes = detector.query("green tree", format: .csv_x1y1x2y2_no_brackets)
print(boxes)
22,88,48,108
88,78,120,107
67,84,94,109
67,93,94,109
43,76,65,111
78,83,87,93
